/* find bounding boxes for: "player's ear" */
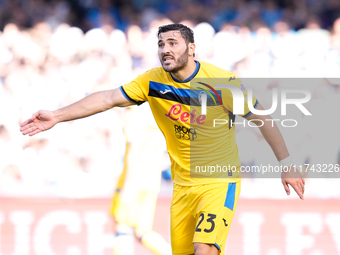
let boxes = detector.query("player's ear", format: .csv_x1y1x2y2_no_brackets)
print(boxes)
188,43,196,57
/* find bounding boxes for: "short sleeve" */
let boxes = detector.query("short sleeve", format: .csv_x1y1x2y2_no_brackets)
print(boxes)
120,71,149,105
221,74,258,117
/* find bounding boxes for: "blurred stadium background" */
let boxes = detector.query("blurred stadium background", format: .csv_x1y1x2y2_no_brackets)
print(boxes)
0,0,340,254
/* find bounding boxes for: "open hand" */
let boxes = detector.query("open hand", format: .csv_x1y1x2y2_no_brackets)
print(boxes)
281,166,305,200
20,110,58,136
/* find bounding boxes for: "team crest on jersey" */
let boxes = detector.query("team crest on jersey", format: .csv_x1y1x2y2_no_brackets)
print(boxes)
196,82,223,106
198,91,206,105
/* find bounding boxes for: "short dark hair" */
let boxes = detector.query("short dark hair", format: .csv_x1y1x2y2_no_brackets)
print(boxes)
157,23,195,44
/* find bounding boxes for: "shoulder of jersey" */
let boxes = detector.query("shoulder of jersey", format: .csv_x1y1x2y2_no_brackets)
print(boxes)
143,66,167,77
199,61,235,78
139,66,171,83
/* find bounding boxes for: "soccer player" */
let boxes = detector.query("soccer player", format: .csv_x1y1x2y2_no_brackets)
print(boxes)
20,23,305,255
110,104,172,255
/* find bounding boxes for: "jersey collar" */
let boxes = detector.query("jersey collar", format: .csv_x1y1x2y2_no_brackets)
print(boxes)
170,61,200,83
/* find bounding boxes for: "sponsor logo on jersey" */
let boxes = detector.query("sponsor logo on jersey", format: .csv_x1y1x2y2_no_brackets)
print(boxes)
165,104,206,125
174,125,197,141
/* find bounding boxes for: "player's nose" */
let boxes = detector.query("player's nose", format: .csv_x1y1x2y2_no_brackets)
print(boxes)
161,44,171,54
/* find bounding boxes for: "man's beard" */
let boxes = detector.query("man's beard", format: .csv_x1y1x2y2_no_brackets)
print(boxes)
161,46,189,73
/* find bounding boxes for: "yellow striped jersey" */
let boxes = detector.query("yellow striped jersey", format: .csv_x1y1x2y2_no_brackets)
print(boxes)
120,61,258,186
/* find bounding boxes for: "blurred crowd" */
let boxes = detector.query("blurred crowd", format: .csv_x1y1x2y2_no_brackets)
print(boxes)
0,0,340,198
1,0,340,32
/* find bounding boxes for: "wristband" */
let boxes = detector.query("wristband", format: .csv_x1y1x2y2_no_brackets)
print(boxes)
279,156,293,168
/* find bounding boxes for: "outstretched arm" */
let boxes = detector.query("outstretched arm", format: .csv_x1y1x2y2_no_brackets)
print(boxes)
20,88,134,136
246,103,305,200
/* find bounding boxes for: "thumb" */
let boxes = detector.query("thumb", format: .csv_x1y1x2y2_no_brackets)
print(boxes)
32,111,41,120
282,181,290,195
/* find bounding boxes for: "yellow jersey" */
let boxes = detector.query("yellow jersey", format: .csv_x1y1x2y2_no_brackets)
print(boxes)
121,61,258,186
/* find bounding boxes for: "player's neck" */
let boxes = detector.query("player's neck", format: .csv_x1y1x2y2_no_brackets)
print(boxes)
170,59,197,82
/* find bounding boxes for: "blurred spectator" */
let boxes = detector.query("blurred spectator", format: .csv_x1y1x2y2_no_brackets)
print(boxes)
321,0,340,30
260,0,283,29
270,21,301,77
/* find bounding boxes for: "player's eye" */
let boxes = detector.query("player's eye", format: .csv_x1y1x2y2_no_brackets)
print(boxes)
158,43,164,48
170,42,176,46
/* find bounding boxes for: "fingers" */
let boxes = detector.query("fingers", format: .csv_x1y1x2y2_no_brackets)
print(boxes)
282,181,290,195
300,179,305,194
20,121,34,132
282,178,305,200
289,179,305,200
20,118,33,127
21,125,40,136
32,112,40,119
28,128,42,136
20,112,41,135
292,183,304,200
